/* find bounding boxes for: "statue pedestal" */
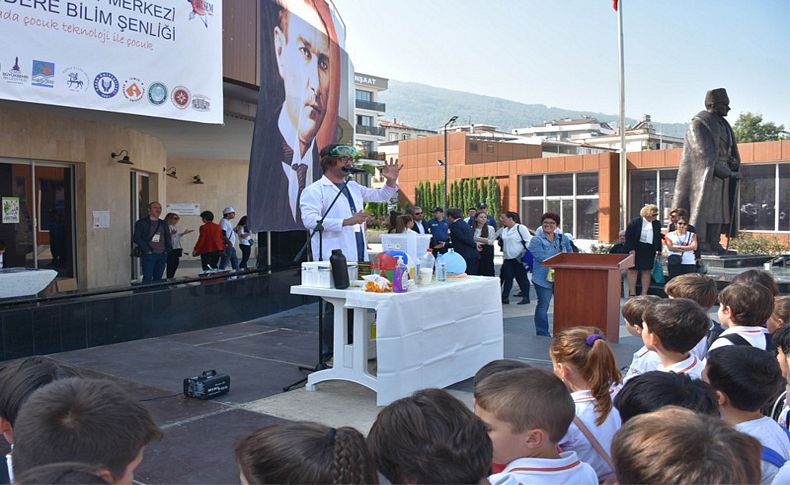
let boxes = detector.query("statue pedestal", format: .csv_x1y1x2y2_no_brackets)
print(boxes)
700,254,773,269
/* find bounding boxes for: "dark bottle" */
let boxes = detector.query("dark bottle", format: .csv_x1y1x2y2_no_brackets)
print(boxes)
330,249,350,289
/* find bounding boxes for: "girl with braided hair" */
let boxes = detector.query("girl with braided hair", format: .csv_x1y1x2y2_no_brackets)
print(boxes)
235,421,376,484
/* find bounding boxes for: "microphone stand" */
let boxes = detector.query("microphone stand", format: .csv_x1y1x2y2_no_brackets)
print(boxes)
284,174,354,392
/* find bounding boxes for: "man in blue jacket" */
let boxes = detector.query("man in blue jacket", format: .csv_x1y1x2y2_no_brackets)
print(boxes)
133,201,171,283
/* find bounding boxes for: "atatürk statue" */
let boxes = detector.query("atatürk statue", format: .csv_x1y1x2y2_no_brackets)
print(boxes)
673,88,741,254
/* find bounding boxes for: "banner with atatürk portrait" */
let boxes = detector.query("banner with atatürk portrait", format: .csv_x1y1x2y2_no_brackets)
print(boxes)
247,0,354,233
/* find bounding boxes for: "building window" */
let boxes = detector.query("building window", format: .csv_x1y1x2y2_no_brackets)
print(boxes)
402,134,410,140
355,89,372,102
740,163,790,232
470,142,479,153
357,115,373,127
519,173,599,239
358,140,374,155
629,169,677,227
486,144,495,153
389,133,399,141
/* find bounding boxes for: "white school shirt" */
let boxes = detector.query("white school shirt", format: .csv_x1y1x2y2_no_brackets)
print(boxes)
623,345,661,383
559,390,621,480
5,447,12,483
709,325,769,351
278,107,316,221
488,452,598,485
300,176,398,262
773,462,790,485
657,354,705,380
736,416,790,485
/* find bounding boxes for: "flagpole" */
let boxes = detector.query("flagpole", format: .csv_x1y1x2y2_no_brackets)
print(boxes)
617,0,627,232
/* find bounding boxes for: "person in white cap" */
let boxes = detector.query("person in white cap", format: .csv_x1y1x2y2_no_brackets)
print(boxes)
219,207,239,271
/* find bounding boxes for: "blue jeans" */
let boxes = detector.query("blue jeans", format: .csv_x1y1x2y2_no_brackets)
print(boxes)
534,283,554,336
219,246,239,271
141,252,167,284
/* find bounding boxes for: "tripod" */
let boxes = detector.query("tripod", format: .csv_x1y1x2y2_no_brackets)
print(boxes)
284,176,353,392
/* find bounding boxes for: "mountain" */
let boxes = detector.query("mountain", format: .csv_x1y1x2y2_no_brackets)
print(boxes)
377,80,688,139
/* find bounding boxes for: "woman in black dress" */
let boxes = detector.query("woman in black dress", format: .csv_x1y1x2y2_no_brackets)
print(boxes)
472,211,496,276
624,204,663,295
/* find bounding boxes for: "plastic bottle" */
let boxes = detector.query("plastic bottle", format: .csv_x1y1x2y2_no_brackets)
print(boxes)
392,256,408,293
436,261,448,282
419,249,435,286
329,249,350,289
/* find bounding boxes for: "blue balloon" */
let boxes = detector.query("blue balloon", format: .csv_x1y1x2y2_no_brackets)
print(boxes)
438,250,466,275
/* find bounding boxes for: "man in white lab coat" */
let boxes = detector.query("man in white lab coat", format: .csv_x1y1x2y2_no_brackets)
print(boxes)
300,144,401,262
299,144,402,362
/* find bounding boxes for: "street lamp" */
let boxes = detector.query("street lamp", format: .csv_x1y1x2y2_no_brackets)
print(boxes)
442,115,458,212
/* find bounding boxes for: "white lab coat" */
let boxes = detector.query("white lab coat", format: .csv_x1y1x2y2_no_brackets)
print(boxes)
300,175,398,262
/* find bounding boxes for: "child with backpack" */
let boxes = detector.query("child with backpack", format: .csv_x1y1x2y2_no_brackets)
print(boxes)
710,283,775,351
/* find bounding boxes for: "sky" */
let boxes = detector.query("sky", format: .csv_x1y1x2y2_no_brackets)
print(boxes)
332,0,790,127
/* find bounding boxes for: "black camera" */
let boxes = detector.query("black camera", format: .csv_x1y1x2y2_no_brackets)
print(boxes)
183,370,230,400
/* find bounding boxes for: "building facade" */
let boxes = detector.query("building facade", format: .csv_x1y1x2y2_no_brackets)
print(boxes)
353,72,388,157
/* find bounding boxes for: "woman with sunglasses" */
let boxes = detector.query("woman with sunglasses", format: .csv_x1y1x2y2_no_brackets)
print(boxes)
664,217,698,280
624,204,663,295
164,213,194,279
528,212,574,336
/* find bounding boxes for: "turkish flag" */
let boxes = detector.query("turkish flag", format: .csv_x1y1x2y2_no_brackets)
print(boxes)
613,0,618,11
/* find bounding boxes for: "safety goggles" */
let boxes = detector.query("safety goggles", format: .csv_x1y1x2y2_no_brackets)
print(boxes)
328,145,358,159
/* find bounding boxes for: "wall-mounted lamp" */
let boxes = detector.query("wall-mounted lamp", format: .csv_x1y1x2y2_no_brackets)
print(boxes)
192,175,204,184
111,150,133,165
164,167,178,179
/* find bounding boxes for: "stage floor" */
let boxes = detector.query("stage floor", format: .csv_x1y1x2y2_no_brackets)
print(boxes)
15,293,647,483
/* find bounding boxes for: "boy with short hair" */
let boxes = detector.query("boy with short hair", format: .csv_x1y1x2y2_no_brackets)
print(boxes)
771,324,790,428
0,357,80,483
621,295,661,382
12,378,163,485
710,282,774,351
473,359,531,388
705,346,789,484
664,273,719,359
474,368,597,484
612,406,762,485
614,370,719,423
367,388,492,484
641,298,709,379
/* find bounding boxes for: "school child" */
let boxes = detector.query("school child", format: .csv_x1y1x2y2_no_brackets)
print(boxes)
368,388,492,484
621,295,661,382
641,298,709,379
473,359,531,388
550,327,622,481
12,378,163,484
664,273,719,359
709,283,775,351
771,324,790,428
474,368,597,485
613,370,719,423
732,268,780,297
235,421,376,484
612,406,762,485
0,357,79,483
769,296,790,333
705,346,790,484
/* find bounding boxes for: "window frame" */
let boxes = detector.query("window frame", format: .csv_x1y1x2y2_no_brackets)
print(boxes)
519,172,600,240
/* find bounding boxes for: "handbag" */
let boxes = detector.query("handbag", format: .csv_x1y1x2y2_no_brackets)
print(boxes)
515,225,534,270
667,254,682,266
652,256,665,284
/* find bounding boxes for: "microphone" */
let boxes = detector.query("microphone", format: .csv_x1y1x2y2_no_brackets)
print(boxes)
341,166,367,174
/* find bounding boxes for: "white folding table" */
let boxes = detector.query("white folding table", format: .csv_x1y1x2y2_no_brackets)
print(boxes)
0,268,58,299
291,276,504,405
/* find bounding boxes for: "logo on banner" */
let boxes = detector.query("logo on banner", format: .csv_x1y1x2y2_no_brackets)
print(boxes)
62,67,88,92
148,82,168,105
1,56,28,85
94,72,119,98
171,86,191,109
122,77,145,102
191,94,211,112
31,60,55,88
188,0,214,28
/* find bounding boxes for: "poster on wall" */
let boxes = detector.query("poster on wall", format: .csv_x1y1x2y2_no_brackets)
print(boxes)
2,197,20,223
166,203,201,216
247,0,354,232
0,0,223,124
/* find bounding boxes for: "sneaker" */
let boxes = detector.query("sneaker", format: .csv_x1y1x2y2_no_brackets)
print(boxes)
517,298,530,305
501,298,510,304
